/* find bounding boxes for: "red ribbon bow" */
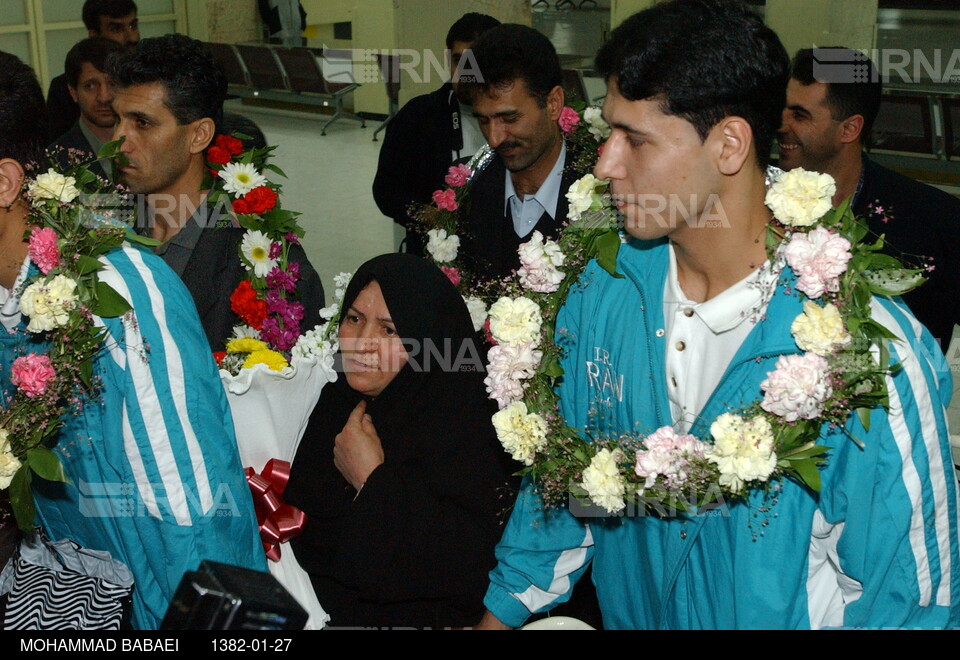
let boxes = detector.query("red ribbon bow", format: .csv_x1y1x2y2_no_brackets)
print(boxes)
245,458,307,562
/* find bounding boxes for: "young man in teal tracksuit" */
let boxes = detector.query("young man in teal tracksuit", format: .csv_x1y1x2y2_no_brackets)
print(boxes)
478,0,960,629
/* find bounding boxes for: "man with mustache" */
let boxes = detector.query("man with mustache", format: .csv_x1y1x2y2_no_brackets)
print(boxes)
48,37,124,179
457,24,578,283
779,47,960,351
108,34,323,350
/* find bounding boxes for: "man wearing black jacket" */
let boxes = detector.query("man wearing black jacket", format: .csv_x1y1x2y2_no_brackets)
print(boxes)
779,47,960,350
46,0,139,141
457,24,574,283
372,13,500,255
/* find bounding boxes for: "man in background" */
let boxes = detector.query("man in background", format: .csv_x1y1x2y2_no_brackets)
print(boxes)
457,23,576,282
46,0,139,140
779,47,960,350
372,12,500,255
108,34,323,350
48,37,124,178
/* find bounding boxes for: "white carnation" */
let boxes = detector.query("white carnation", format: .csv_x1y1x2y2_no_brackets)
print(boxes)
791,301,851,356
580,448,626,514
20,274,78,333
27,169,80,206
426,228,460,263
487,296,542,346
583,106,611,140
566,174,599,222
765,167,836,227
705,414,777,492
491,402,548,466
0,429,21,490
463,295,488,333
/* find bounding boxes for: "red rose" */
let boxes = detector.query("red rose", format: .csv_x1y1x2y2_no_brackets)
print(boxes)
216,134,245,155
207,146,231,165
243,186,279,215
230,280,268,330
213,351,227,366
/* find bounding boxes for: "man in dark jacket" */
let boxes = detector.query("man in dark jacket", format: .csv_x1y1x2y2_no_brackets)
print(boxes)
48,37,124,178
372,12,500,255
779,47,960,350
46,0,140,140
108,35,323,351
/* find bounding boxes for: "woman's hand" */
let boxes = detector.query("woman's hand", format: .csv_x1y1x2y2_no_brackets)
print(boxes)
334,400,385,491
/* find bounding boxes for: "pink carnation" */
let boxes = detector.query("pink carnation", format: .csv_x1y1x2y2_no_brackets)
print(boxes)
760,353,833,422
28,227,60,274
783,227,852,299
635,427,708,490
444,164,472,188
558,106,581,134
11,353,56,398
440,266,461,287
432,188,458,212
483,342,543,408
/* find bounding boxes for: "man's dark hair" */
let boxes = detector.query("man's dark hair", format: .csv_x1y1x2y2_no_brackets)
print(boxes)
0,51,48,168
445,12,501,49
82,0,138,32
107,34,227,126
595,0,789,169
460,24,562,107
790,47,882,146
65,37,124,88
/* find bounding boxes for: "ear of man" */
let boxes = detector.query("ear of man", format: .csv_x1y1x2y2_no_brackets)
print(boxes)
839,114,865,145
188,117,216,156
545,84,565,122
712,116,753,177
0,159,25,208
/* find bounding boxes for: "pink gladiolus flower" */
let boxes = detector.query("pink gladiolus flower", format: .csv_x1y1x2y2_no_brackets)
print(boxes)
11,353,56,398
28,227,60,274
440,266,461,287
432,188,458,212
444,164,472,188
558,106,581,134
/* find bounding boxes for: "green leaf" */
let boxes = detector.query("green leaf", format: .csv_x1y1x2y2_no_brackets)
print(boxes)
540,355,564,378
595,230,622,278
857,406,871,431
124,230,161,248
262,163,288,178
791,458,822,493
9,465,36,532
27,447,70,483
74,254,105,275
90,281,132,317
97,138,124,160
781,444,831,461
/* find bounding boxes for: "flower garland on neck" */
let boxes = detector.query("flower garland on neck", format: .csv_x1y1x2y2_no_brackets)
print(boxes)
204,135,309,372
411,105,612,332
481,165,927,516
1,147,154,530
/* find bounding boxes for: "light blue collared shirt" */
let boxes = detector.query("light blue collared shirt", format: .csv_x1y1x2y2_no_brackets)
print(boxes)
504,143,566,239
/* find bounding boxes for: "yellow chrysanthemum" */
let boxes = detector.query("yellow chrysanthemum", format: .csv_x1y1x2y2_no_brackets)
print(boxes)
226,337,268,354
243,349,288,372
